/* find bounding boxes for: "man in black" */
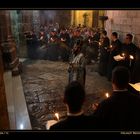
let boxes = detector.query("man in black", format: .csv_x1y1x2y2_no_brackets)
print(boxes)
92,66,140,130
98,30,110,76
50,81,95,130
119,34,137,80
107,32,122,81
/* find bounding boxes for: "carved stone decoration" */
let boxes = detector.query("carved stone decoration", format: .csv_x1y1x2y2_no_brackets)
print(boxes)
0,10,21,76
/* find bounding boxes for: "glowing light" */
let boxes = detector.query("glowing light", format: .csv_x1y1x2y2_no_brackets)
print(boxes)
110,45,112,48
20,124,24,129
99,42,101,46
105,93,110,98
129,55,134,60
122,53,125,57
55,113,59,120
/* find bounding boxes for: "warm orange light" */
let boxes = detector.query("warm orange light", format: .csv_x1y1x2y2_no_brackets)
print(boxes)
55,113,59,120
122,53,125,57
129,55,134,60
105,93,110,98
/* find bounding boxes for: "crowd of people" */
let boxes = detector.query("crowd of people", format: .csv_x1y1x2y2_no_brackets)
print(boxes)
24,24,140,131
50,66,140,131
24,23,140,84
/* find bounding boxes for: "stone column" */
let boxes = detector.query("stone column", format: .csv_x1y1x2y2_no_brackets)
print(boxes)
0,11,10,129
0,10,21,76
92,10,99,28
32,10,40,36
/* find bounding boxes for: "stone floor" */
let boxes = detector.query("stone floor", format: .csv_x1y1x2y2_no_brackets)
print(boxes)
21,59,112,130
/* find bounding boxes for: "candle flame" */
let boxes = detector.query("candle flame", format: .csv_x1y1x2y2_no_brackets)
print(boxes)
105,93,110,98
129,55,134,60
122,53,125,57
110,45,112,48
99,42,101,46
55,113,59,120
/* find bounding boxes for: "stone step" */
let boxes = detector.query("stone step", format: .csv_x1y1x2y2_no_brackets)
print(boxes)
12,75,32,130
4,70,32,130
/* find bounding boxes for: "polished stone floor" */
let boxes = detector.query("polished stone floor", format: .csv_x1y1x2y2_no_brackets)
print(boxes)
21,59,112,130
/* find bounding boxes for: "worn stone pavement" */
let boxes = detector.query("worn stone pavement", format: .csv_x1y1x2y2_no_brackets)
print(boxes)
21,59,112,130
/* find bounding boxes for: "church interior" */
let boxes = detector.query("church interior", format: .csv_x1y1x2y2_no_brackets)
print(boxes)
0,10,140,130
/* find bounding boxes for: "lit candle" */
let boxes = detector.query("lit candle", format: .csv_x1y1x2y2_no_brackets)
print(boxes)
110,45,112,48
122,53,125,57
105,93,110,98
129,55,134,67
99,42,101,46
50,37,54,42
55,113,59,121
129,55,134,60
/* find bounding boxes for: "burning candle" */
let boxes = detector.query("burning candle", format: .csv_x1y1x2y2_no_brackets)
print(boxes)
129,55,134,60
129,55,134,67
110,45,112,48
99,42,101,46
50,37,54,42
105,93,110,98
122,53,125,57
55,113,59,121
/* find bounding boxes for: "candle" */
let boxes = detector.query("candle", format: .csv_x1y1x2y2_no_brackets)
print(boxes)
50,37,54,42
110,45,112,48
88,39,91,43
122,53,125,57
55,113,59,121
129,55,134,67
99,42,101,46
129,55,134,60
105,93,110,98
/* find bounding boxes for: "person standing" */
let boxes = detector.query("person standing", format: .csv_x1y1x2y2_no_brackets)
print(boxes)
49,81,97,130
119,34,137,81
91,66,140,130
107,32,122,81
68,40,86,87
98,30,110,76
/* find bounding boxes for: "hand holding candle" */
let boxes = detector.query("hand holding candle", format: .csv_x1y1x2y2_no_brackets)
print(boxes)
46,112,60,130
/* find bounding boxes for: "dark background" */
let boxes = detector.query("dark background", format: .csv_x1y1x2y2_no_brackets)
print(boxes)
0,0,140,8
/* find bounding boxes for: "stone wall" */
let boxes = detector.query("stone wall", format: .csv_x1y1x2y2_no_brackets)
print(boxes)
105,10,140,48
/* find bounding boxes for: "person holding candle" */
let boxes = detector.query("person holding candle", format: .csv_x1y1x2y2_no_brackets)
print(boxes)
107,32,122,81
98,30,110,76
91,66,140,130
49,81,97,130
119,34,137,81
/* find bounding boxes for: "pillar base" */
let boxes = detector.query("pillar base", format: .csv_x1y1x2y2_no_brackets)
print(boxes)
12,62,22,76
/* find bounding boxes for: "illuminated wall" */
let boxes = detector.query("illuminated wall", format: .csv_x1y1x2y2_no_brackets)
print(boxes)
71,10,105,28
71,10,93,27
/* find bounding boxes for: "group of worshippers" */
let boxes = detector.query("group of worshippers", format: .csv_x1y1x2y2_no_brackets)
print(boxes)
24,24,140,85
49,66,140,131
98,31,140,83
24,25,100,62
